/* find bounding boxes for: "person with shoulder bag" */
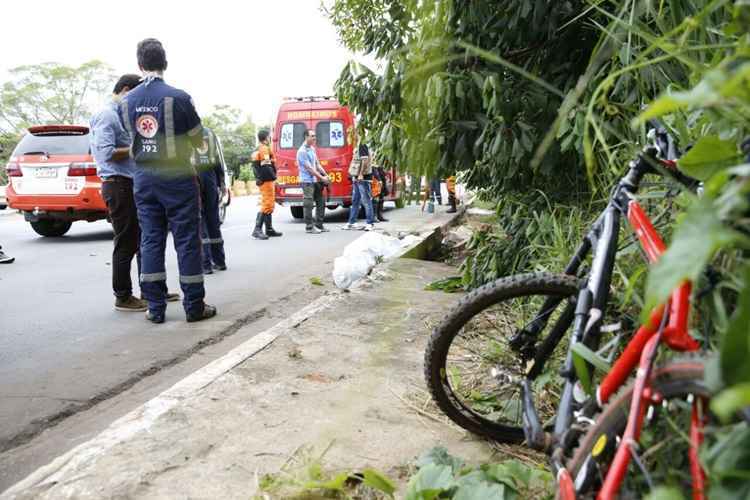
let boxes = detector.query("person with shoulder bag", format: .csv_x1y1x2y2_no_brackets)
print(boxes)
345,142,375,230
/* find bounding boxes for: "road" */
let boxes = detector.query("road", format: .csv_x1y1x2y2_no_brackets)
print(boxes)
0,196,382,465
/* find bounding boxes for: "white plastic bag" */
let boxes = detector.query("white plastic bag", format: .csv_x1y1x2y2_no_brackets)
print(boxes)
333,232,421,289
333,253,374,289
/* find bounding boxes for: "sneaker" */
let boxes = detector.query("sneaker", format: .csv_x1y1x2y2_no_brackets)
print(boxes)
146,310,165,324
166,292,180,302
186,304,217,323
315,225,330,233
115,295,148,312
213,263,227,271
343,223,357,230
0,251,14,264
306,226,322,234
204,267,214,275
364,224,375,231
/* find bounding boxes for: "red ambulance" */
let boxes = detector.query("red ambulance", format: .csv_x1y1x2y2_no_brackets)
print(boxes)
272,97,402,219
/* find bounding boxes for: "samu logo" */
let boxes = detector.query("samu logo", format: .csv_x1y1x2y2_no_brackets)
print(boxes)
136,114,159,139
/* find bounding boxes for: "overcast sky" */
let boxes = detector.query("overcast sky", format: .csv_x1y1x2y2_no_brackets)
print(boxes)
0,0,376,126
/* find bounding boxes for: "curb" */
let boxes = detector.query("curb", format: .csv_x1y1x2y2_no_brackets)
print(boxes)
1,293,340,497
1,207,464,497
398,204,465,261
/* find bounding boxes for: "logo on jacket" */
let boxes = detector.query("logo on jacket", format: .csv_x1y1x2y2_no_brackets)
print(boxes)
136,115,159,138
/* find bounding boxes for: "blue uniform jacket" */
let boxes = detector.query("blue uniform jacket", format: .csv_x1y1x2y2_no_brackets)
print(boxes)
118,77,203,169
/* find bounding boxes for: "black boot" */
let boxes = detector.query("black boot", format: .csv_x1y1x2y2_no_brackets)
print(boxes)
376,198,388,222
252,213,269,240
447,194,457,213
264,213,283,237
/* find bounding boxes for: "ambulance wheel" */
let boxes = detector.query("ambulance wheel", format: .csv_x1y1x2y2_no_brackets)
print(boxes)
30,219,72,237
394,195,405,209
291,206,304,219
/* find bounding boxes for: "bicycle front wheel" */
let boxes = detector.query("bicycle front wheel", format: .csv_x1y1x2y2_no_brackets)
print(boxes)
424,272,579,443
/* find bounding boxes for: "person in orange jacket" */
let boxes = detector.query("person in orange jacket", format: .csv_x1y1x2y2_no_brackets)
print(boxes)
251,129,282,239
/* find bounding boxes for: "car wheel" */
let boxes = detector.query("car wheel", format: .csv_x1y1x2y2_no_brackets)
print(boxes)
290,206,304,219
219,203,227,225
30,219,72,237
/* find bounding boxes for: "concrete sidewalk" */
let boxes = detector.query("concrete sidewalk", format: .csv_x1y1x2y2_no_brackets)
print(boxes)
2,204,494,499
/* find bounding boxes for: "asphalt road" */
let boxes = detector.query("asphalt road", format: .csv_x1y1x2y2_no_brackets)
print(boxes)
0,196,376,457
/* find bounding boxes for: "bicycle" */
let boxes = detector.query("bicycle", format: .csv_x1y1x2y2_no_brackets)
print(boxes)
424,126,710,496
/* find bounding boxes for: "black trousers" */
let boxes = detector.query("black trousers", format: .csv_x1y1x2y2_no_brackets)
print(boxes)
102,177,141,298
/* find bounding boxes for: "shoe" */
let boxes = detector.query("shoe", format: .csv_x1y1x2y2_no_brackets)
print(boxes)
204,267,214,275
364,224,375,231
213,263,227,271
146,310,165,323
264,214,283,237
343,223,356,230
0,251,14,264
447,196,457,213
315,225,330,232
252,213,269,240
306,226,322,234
166,292,180,302
115,295,148,312
186,303,217,323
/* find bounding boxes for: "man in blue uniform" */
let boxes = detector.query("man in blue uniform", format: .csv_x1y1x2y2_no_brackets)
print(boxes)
193,127,227,274
120,38,216,324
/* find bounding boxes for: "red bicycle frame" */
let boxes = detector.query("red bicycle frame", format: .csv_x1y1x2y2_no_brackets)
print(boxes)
559,198,705,499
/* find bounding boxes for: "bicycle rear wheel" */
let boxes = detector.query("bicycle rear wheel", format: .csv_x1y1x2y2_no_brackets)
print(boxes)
424,272,579,443
563,356,710,499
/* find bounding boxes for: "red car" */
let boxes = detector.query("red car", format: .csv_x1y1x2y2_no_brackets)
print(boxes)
6,125,106,236
5,125,233,237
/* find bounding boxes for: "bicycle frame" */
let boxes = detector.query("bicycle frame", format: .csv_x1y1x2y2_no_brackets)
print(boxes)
554,192,705,499
511,146,703,489
587,198,702,499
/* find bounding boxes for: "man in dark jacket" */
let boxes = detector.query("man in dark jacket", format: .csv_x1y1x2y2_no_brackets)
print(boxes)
119,38,216,324
194,127,227,272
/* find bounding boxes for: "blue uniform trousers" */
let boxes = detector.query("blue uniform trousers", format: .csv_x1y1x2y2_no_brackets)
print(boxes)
133,168,205,316
199,171,226,271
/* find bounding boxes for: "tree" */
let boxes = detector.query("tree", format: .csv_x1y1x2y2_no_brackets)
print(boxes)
0,60,115,134
202,105,257,178
328,1,722,201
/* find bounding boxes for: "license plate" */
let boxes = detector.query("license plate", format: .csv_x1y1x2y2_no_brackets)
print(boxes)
34,167,58,179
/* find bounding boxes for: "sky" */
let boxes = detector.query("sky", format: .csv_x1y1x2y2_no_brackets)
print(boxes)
0,0,377,127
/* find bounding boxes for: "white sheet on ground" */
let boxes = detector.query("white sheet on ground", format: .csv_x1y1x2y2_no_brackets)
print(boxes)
333,232,421,289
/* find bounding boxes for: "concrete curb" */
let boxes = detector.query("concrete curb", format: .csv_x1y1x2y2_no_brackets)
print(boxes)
1,293,340,497
1,207,464,497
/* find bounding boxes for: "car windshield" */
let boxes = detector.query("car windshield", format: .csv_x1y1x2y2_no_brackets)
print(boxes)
12,132,91,156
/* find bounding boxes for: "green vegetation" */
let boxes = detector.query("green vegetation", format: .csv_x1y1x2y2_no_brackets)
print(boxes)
202,104,257,178
327,0,750,496
257,446,550,499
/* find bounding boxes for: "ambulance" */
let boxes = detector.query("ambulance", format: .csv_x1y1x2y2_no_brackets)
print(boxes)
272,96,402,219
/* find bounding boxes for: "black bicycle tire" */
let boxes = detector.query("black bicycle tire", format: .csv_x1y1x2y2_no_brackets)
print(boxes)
563,356,708,498
424,272,580,443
